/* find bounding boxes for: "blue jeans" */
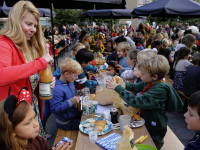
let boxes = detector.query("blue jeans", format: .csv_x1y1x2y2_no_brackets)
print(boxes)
42,100,51,131
56,111,82,130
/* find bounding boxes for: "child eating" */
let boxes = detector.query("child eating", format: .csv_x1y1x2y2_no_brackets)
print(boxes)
107,55,183,149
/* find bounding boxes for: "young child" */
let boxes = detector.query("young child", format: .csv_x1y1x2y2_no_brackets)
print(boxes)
173,40,179,49
54,49,103,88
120,49,140,83
103,45,113,57
0,87,72,150
152,40,161,54
133,49,156,78
183,52,200,110
173,47,191,91
69,43,85,58
49,39,58,56
115,42,131,75
107,55,183,150
50,58,82,130
184,91,200,150
134,32,143,46
136,38,146,50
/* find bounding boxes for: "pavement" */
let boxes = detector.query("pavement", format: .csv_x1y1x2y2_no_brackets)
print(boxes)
45,49,195,148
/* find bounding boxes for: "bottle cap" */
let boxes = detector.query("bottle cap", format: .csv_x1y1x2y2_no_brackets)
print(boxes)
111,108,118,112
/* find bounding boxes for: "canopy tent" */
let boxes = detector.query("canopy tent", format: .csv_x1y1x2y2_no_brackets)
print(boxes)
132,0,200,18
81,8,133,19
1,1,56,17
2,0,126,70
4,0,126,9
81,8,135,40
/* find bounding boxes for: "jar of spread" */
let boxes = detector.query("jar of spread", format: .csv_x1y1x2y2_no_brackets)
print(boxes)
110,108,118,123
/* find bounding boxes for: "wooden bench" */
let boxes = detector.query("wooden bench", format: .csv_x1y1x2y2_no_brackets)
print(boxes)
53,128,78,150
161,126,185,150
165,76,189,100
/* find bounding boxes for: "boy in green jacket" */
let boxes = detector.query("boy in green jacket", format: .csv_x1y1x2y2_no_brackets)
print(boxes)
107,55,183,150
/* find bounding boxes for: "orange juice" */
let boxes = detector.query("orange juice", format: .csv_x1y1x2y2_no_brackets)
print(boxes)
39,65,53,100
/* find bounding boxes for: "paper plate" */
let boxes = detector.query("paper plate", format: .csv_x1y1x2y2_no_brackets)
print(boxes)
131,117,145,128
135,144,158,150
79,118,113,135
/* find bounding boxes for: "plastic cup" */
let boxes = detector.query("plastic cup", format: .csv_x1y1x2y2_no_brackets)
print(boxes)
89,86,96,94
88,126,99,143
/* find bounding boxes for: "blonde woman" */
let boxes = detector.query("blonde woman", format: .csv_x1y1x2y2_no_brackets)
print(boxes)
0,1,55,138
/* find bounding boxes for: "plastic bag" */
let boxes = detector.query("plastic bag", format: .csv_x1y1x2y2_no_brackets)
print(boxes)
95,76,125,105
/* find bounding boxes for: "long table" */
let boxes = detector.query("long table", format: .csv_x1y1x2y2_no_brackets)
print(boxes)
75,115,156,150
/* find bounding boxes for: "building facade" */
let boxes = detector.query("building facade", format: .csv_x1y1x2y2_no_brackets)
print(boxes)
119,0,155,29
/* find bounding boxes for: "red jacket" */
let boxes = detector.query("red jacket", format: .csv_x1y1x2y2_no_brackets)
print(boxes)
0,35,47,117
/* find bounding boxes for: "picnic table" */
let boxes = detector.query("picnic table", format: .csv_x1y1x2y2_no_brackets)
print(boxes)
75,111,156,150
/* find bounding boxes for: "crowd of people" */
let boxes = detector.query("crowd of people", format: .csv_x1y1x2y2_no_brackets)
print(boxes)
0,1,200,150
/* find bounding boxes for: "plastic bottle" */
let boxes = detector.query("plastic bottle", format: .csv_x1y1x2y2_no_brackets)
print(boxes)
39,65,53,100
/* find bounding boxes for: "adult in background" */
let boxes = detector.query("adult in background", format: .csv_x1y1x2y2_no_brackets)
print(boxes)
193,20,199,27
127,25,135,32
190,26,200,52
0,1,55,138
184,23,190,30
112,31,136,49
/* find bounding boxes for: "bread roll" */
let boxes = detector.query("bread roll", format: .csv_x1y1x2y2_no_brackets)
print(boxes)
94,120,107,133
132,115,141,121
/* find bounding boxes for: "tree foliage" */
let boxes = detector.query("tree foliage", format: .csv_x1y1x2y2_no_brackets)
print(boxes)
51,9,119,28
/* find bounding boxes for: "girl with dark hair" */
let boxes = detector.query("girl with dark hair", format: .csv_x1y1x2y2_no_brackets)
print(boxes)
136,39,146,50
173,47,191,91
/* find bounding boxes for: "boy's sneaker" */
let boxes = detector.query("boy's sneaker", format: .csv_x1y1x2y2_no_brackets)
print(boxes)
46,133,52,139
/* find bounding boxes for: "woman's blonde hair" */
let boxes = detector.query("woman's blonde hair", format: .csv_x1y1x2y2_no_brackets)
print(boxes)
60,58,82,75
0,100,33,150
117,42,131,54
0,1,45,62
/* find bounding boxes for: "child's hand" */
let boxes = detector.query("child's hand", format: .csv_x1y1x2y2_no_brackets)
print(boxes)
106,77,119,90
116,64,123,70
50,77,56,89
98,71,104,78
72,96,80,104
54,141,73,150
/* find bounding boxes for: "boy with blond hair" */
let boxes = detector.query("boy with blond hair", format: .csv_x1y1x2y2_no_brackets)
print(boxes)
107,55,183,150
184,91,200,150
50,58,83,130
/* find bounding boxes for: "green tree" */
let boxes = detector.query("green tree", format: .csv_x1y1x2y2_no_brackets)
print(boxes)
51,9,119,29
51,9,83,27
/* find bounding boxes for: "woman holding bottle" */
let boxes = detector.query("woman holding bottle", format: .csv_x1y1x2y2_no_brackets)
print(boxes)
0,1,55,138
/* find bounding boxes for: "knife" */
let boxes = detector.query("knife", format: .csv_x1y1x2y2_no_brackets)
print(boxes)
130,135,144,148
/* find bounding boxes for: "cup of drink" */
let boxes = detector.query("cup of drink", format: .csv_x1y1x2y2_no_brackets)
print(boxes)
119,115,131,133
88,126,99,143
82,102,93,118
96,77,105,90
92,101,98,114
